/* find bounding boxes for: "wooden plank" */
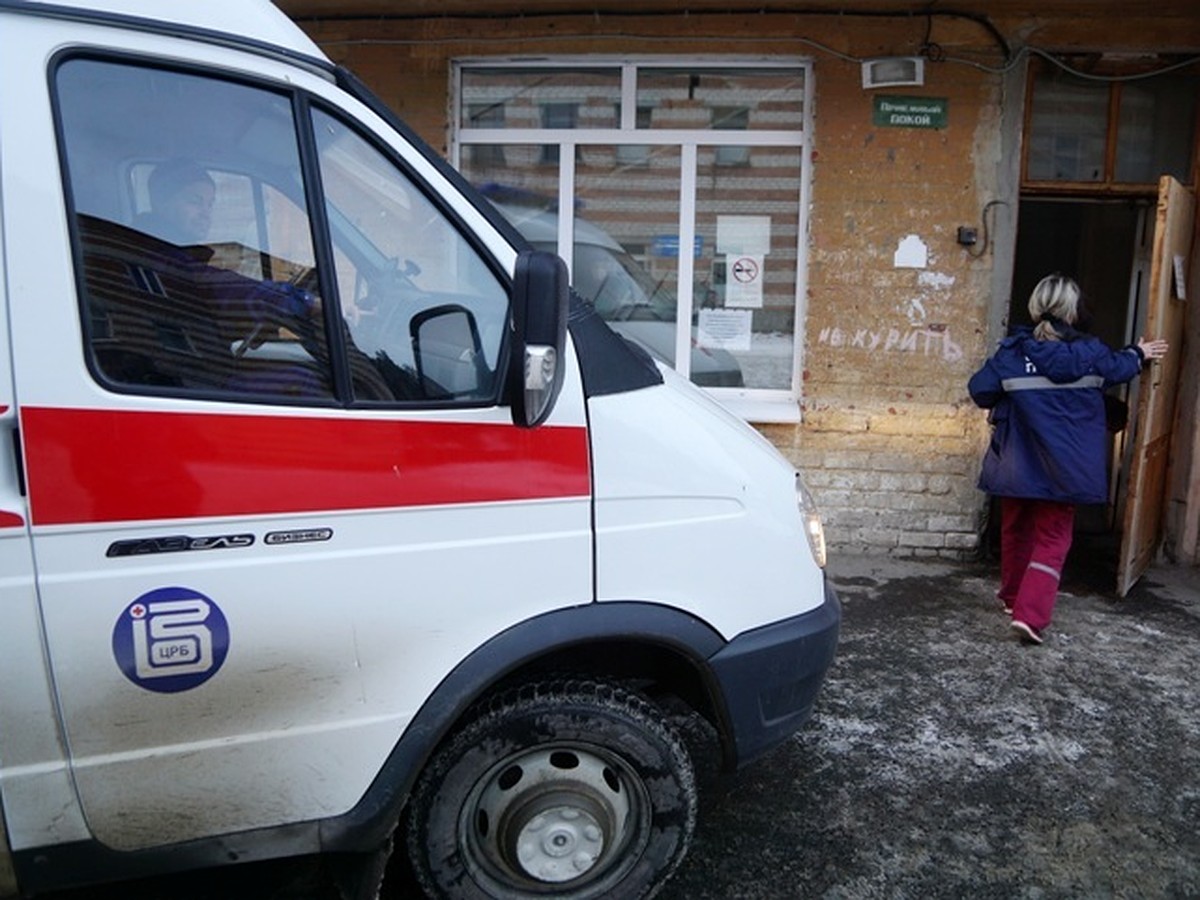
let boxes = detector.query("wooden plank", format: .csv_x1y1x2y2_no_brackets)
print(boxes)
1167,194,1200,563
1116,176,1193,596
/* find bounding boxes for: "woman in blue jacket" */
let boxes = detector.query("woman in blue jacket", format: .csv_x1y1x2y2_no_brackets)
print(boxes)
968,274,1168,644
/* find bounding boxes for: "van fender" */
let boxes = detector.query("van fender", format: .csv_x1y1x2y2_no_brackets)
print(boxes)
317,600,727,852
6,603,727,891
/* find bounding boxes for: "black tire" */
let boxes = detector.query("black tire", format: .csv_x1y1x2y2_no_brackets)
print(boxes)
404,677,697,900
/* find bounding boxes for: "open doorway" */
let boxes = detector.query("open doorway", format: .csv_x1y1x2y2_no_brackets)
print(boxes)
996,196,1156,586
1010,197,1154,536
1006,184,1197,595
999,58,1199,590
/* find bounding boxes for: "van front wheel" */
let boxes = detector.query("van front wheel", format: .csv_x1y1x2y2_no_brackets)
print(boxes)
405,677,697,899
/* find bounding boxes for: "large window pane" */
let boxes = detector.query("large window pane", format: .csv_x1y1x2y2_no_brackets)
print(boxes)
57,59,334,401
695,145,800,390
460,67,620,130
637,68,806,131
455,61,809,404
572,147,731,382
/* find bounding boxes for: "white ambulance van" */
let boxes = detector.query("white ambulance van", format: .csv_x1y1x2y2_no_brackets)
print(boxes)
0,2,839,897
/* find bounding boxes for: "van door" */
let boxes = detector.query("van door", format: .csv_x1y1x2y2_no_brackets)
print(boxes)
0,215,91,856
7,34,590,850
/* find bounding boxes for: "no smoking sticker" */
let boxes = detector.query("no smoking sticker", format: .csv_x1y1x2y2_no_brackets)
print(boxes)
732,256,759,283
726,254,764,308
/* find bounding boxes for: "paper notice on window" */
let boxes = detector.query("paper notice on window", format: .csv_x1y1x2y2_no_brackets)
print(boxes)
698,308,752,351
716,215,771,256
725,254,764,308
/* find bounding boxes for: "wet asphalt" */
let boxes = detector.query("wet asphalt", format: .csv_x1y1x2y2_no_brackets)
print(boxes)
659,549,1200,900
38,549,1200,900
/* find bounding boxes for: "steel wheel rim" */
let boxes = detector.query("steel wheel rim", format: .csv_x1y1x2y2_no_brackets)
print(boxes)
460,743,648,893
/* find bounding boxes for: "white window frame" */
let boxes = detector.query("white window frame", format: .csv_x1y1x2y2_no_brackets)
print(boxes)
451,57,814,423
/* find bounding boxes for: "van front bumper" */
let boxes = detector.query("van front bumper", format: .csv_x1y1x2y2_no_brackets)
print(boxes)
706,577,841,769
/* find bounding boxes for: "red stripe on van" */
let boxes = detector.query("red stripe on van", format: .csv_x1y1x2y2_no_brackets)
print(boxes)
21,407,590,525
0,511,24,528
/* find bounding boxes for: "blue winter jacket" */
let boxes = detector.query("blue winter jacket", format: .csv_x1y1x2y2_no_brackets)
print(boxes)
968,324,1145,504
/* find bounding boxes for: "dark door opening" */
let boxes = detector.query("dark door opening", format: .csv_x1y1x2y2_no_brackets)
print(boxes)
987,196,1154,583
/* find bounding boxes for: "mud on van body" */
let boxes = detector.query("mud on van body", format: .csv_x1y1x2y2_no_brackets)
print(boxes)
0,2,839,898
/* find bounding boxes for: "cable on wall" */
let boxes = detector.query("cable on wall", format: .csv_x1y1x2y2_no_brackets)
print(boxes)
300,7,1200,83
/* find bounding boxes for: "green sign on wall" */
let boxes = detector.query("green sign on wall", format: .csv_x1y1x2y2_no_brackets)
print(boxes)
873,95,948,130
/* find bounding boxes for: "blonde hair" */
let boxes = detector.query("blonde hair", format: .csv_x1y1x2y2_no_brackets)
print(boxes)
1028,274,1079,341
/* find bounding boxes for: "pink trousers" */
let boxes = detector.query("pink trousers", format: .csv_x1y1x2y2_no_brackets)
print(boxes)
997,497,1075,631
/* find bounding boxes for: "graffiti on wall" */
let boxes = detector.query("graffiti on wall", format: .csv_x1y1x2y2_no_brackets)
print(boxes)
818,268,965,362
817,324,964,362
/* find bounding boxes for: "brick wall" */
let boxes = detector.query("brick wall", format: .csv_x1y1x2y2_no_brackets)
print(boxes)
795,27,1001,557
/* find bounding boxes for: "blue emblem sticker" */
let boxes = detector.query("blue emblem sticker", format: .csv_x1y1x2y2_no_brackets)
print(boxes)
112,587,230,693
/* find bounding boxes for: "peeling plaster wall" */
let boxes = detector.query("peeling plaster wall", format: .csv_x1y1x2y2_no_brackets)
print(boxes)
798,32,1000,557
292,10,1175,559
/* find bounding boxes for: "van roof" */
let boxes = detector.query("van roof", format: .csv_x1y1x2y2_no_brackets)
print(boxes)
3,0,327,63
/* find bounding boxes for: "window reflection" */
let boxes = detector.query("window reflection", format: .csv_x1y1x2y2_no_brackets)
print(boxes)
57,59,334,401
460,67,621,130
458,62,807,396
314,109,508,403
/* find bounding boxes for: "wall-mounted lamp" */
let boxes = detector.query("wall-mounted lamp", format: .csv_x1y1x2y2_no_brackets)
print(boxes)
861,57,925,90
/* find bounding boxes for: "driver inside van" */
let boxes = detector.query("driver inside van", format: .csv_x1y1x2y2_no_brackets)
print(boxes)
109,158,328,395
136,158,216,248
134,158,321,332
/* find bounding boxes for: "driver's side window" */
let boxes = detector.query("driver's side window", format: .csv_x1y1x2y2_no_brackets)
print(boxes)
57,56,509,408
57,58,335,402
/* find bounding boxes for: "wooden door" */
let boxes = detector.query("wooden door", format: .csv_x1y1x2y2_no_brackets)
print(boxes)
1116,175,1194,596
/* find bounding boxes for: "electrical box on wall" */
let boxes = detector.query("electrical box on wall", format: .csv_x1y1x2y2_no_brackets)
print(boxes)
861,57,925,89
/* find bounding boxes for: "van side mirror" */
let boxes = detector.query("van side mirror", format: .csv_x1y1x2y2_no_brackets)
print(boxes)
411,304,489,399
509,250,568,427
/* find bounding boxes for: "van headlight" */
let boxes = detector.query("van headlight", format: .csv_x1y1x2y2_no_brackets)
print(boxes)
795,473,827,569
